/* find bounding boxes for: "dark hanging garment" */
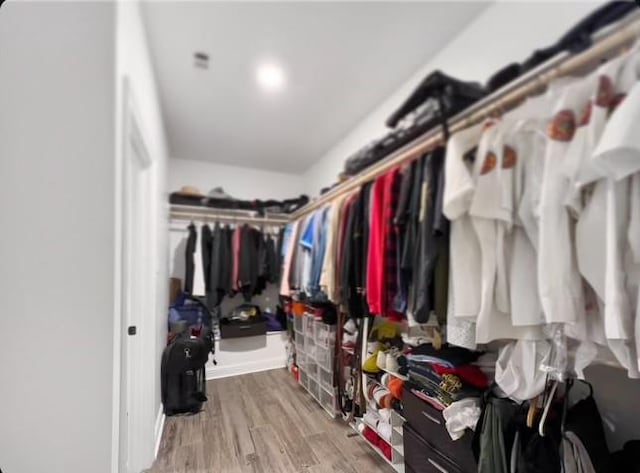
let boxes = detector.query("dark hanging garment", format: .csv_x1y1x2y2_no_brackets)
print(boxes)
207,223,223,309
563,382,615,473
220,226,233,296
201,225,213,294
239,226,259,300
404,155,425,316
184,223,197,294
392,162,414,313
239,225,251,298
413,147,448,324
340,193,357,315
266,235,278,284
255,233,267,295
344,182,372,318
274,228,284,282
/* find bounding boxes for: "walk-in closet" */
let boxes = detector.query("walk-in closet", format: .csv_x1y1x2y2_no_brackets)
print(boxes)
3,2,640,473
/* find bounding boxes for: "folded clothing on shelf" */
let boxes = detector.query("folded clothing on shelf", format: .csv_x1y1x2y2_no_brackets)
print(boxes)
408,343,482,367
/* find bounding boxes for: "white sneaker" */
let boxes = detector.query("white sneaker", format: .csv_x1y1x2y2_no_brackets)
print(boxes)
344,319,357,334
386,350,400,373
376,350,388,370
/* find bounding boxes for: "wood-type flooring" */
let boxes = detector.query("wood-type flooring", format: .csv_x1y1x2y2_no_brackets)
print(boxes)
150,368,395,473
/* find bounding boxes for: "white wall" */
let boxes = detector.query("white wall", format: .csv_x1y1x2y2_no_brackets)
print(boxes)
0,3,117,473
302,1,605,196
116,1,170,471
169,157,306,201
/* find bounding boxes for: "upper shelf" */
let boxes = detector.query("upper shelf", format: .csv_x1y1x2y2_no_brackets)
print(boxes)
289,11,640,221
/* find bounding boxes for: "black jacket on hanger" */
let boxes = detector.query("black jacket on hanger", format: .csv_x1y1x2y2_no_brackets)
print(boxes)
201,224,213,294
207,223,223,308
412,146,448,324
184,223,197,294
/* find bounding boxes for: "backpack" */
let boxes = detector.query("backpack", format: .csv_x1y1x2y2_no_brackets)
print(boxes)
161,334,210,416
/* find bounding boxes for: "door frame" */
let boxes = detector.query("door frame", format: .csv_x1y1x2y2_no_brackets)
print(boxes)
112,77,155,473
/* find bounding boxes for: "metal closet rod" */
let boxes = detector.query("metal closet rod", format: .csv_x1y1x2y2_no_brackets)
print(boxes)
290,13,640,221
170,211,289,226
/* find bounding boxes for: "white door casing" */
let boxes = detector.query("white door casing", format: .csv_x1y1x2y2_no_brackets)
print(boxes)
115,78,156,473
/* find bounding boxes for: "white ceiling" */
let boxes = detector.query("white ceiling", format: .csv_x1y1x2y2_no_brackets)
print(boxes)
143,2,488,173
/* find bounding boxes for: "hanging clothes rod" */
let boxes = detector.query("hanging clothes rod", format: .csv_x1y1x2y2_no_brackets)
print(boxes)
170,205,289,226
290,12,640,221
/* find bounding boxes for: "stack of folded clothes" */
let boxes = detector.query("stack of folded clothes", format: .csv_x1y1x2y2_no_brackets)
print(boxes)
400,343,488,410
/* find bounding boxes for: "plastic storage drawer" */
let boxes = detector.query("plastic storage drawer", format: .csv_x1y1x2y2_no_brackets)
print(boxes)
314,321,336,347
315,344,333,370
297,351,307,370
319,387,335,413
318,365,333,392
299,369,308,389
303,314,315,336
308,376,320,400
306,359,318,379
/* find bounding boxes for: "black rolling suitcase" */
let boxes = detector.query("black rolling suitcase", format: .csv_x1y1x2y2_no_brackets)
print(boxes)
161,334,210,415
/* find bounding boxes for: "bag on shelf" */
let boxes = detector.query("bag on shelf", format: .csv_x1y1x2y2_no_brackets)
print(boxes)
219,303,267,338
343,71,485,177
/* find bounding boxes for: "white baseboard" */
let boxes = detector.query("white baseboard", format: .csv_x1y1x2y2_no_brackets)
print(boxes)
206,357,286,380
154,405,165,459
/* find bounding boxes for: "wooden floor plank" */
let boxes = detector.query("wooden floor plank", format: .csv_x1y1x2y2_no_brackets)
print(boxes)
150,368,393,473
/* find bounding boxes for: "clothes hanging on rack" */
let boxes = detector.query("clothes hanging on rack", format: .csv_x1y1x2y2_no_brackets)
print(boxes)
181,219,282,307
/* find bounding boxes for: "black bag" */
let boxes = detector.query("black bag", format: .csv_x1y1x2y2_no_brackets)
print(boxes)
161,334,210,416
219,303,267,338
343,71,485,176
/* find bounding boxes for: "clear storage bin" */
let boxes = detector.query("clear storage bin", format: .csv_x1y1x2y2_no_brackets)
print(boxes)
307,359,318,380
297,351,307,369
314,321,336,347
308,377,320,401
299,369,308,389
293,315,303,334
315,344,333,370
320,387,335,413
318,365,333,392
303,313,315,337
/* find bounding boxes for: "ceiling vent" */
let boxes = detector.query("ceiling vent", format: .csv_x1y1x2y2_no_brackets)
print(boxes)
194,52,209,70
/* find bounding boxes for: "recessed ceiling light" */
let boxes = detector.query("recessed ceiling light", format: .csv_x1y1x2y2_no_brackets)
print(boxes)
256,62,286,92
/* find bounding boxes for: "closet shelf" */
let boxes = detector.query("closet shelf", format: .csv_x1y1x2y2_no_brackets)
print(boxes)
170,204,290,225
289,11,640,221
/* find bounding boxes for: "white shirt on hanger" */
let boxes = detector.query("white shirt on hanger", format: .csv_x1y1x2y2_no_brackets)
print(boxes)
443,123,483,320
501,92,553,328
538,77,594,326
193,225,206,296
590,52,640,375
470,122,543,344
443,124,483,349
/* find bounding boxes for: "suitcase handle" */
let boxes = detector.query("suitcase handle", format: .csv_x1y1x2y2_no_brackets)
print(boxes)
428,458,450,473
422,411,441,425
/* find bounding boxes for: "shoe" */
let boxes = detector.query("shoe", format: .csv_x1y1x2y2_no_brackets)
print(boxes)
386,349,400,373
342,332,357,350
344,318,357,334
367,341,379,355
363,347,381,375
376,350,388,370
